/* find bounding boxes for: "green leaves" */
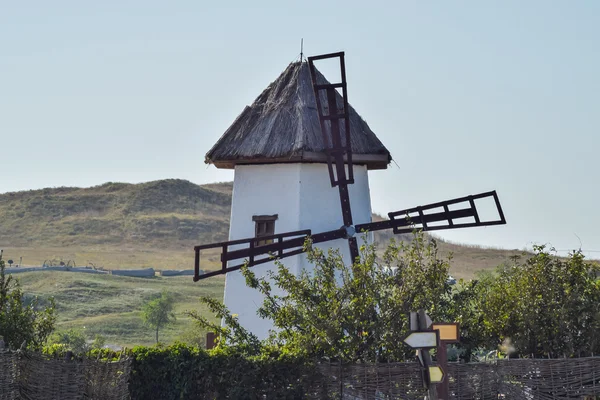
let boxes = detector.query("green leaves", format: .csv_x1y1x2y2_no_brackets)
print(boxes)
125,343,319,400
193,231,453,363
0,252,56,349
141,290,176,343
186,293,262,356
187,234,600,363
449,247,600,359
47,328,107,354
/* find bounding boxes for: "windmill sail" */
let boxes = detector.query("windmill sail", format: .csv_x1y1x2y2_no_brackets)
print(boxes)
194,190,506,281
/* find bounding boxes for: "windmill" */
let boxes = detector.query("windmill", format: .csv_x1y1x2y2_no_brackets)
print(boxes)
193,52,505,282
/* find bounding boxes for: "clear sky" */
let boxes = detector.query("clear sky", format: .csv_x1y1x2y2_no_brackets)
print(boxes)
1,1,599,257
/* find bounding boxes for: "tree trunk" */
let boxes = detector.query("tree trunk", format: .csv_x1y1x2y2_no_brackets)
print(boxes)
156,326,159,343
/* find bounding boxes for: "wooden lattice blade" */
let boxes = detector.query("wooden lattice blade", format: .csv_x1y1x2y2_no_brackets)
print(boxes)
355,190,506,235
308,52,354,188
308,52,359,262
193,228,347,281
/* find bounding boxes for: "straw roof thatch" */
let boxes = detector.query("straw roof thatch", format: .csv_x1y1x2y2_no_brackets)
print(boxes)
205,61,391,170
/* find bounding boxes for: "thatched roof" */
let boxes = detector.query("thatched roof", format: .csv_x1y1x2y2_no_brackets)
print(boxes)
205,61,391,170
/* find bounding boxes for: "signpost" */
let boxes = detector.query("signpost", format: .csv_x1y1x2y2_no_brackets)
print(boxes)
405,311,460,399
428,366,445,383
404,310,440,399
403,331,439,349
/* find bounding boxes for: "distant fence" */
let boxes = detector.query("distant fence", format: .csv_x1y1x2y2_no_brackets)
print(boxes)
4,267,196,278
110,268,155,277
0,350,130,400
158,269,195,276
5,266,109,275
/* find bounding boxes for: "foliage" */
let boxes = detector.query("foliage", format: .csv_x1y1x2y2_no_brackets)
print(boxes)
92,333,106,349
128,343,320,400
186,296,261,356
37,342,319,399
190,232,452,362
48,328,107,354
176,326,207,348
449,246,600,358
15,272,223,348
0,252,56,349
142,290,176,343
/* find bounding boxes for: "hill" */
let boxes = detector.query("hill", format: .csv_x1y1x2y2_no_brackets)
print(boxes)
0,179,523,276
0,180,232,270
0,179,231,248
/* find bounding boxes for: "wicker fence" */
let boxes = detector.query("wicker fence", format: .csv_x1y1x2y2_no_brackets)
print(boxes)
1,349,598,399
316,357,600,399
0,350,130,400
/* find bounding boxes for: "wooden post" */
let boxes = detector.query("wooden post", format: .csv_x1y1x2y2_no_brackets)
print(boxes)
418,309,438,400
206,332,216,350
432,322,460,400
436,341,449,399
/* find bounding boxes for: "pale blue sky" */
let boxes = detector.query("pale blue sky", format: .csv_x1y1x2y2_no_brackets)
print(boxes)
1,1,599,257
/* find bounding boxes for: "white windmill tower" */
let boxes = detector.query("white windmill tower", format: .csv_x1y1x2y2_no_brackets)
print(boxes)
195,53,506,339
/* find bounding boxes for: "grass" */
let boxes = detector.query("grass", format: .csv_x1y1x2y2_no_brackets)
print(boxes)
0,179,231,250
3,239,525,280
1,246,222,270
434,238,527,280
16,271,224,348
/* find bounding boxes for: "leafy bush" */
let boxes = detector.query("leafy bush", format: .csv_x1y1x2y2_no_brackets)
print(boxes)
448,246,600,359
190,232,453,363
0,251,56,349
47,328,107,354
43,342,321,399
60,343,318,400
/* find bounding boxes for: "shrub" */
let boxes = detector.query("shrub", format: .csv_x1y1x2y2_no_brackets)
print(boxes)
449,246,600,358
127,343,320,400
0,251,56,349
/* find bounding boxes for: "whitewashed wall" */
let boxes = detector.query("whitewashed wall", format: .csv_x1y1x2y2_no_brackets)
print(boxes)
223,163,373,340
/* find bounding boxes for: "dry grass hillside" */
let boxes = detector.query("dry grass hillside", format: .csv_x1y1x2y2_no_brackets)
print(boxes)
0,180,231,269
1,179,522,277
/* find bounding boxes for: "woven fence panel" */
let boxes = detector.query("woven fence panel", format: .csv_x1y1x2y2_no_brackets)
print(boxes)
18,352,86,400
84,357,131,400
447,362,500,400
315,362,427,399
0,351,130,400
497,357,600,399
0,351,19,400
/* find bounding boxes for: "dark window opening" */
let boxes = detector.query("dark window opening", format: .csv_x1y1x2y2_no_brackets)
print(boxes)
252,214,278,246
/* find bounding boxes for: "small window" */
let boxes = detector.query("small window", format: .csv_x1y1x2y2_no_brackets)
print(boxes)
252,214,278,246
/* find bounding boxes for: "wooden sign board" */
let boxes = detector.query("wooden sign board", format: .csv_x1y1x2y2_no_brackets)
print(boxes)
403,330,439,349
432,323,460,343
428,366,445,383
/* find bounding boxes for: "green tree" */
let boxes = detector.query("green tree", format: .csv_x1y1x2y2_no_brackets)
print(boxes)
0,251,56,349
48,328,107,353
190,232,452,362
51,328,88,353
450,246,600,359
142,291,176,343
92,333,106,349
